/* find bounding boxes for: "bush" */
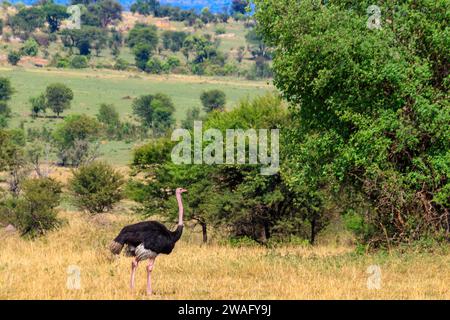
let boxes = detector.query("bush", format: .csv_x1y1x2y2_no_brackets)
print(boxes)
56,58,69,68
69,161,124,213
163,56,180,72
21,38,39,56
7,51,21,66
114,58,129,70
145,56,163,74
70,55,89,69
215,26,226,35
200,89,226,112
53,114,100,166
0,178,62,238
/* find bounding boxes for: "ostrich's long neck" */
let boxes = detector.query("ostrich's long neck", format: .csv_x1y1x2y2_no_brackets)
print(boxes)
171,193,184,242
176,192,184,226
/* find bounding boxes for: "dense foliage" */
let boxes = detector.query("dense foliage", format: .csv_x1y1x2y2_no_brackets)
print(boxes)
69,161,124,213
254,0,450,246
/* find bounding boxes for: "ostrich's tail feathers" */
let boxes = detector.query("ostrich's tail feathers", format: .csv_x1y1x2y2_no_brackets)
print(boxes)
109,241,124,255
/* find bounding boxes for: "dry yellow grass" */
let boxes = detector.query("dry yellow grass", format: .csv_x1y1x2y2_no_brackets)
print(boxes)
0,211,449,300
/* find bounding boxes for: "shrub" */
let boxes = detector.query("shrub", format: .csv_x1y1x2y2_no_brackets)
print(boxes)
163,56,180,72
0,102,11,118
200,89,226,112
7,51,21,65
145,56,163,74
56,58,69,68
114,58,129,70
70,55,89,69
69,161,124,213
53,114,101,166
215,26,226,35
0,178,62,238
21,38,39,56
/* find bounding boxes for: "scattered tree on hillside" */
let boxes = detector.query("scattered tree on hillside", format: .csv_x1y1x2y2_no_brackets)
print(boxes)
45,83,74,117
200,90,226,112
132,93,175,136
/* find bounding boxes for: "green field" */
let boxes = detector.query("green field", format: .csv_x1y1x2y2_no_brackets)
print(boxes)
1,66,272,165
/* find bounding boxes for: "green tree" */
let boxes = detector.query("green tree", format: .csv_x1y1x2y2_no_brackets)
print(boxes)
181,107,201,130
45,83,74,117
69,161,124,213
0,177,62,238
52,114,101,166
41,3,69,33
200,89,226,112
97,103,120,137
145,56,163,74
133,43,153,71
130,0,159,16
131,94,299,243
7,51,21,66
21,38,39,57
231,0,248,15
0,77,13,103
70,55,89,68
29,94,47,118
7,7,45,38
132,93,175,135
162,30,188,52
60,27,108,56
0,77,14,120
127,23,158,49
254,0,450,245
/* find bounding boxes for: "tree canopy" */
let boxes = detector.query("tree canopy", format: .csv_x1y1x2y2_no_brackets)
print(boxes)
254,0,450,245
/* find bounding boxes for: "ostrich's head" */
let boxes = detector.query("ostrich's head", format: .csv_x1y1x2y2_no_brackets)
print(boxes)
176,187,188,194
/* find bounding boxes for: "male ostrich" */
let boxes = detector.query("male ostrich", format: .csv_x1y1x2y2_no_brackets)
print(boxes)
110,187,187,295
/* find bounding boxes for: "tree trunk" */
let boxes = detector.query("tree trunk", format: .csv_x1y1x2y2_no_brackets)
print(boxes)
201,222,207,244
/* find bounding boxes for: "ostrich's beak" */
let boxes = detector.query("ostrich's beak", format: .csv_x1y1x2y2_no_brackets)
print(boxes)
181,188,188,193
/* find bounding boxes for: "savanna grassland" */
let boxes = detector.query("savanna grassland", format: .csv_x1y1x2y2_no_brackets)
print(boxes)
1,0,449,301
0,66,271,164
1,209,449,300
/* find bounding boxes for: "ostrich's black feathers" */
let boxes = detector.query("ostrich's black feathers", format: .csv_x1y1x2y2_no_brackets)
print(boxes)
112,221,183,255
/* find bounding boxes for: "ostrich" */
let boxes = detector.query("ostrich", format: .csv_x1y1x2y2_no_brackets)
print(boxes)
110,187,187,295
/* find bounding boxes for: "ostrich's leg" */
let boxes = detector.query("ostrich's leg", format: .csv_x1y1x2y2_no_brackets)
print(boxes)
130,258,139,291
146,258,155,296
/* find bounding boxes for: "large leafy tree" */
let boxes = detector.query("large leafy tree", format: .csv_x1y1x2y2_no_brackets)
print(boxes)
254,0,450,245
42,3,69,33
127,23,158,49
7,7,45,37
130,0,160,16
132,93,175,136
130,94,318,243
60,26,108,55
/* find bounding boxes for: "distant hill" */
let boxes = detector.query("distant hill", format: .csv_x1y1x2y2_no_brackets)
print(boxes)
7,0,233,12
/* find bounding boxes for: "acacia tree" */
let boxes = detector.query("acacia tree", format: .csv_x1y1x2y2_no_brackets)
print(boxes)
45,83,74,117
254,0,450,245
52,114,101,166
42,3,69,33
132,93,175,136
200,89,226,112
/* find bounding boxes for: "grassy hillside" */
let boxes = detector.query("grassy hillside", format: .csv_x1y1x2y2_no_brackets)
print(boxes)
1,67,271,164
